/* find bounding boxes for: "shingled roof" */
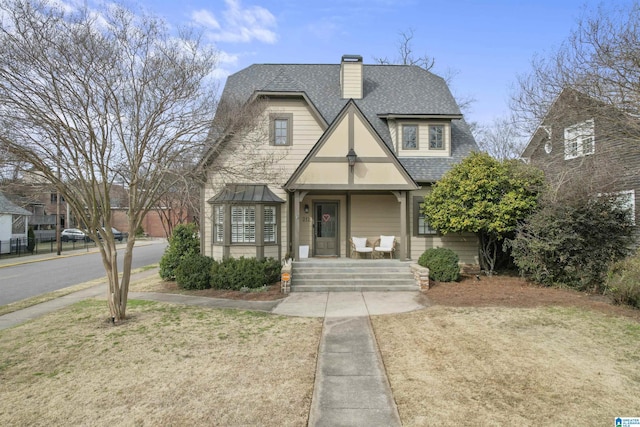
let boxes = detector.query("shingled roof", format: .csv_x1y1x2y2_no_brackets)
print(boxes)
0,191,32,216
217,61,478,182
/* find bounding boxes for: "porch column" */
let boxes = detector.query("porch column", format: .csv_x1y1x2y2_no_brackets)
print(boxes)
393,191,408,260
294,191,301,260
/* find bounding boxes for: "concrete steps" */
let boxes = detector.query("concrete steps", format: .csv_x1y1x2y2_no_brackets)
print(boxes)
291,258,418,292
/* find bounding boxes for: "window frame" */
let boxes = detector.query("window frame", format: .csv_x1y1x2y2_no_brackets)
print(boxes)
429,125,445,150
564,119,595,160
401,124,419,150
263,205,277,243
413,196,437,236
270,113,293,146
213,203,279,246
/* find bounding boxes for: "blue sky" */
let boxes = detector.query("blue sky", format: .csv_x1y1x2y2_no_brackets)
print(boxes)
128,0,627,125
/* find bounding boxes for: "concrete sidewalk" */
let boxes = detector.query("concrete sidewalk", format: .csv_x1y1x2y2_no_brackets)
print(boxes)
306,292,407,427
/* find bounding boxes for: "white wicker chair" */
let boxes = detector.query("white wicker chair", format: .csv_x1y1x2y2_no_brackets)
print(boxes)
373,235,396,259
350,237,373,259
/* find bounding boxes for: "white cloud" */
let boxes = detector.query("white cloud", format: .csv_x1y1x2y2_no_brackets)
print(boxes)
191,9,221,30
191,0,277,44
217,51,239,66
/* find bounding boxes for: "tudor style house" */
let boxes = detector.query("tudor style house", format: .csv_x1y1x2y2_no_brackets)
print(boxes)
200,55,479,263
522,87,639,241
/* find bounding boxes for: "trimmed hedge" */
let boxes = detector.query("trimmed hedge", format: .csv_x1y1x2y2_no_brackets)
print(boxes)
210,257,281,290
418,248,460,282
175,253,214,290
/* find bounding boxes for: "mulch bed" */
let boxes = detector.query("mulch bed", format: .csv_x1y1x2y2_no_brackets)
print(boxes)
426,273,640,321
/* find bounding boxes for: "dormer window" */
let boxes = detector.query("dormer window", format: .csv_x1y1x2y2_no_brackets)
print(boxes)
564,119,594,159
429,125,444,150
402,124,418,149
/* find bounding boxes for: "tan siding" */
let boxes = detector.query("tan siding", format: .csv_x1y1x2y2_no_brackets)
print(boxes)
353,118,387,157
264,246,279,259
353,163,409,185
211,245,224,260
341,62,362,99
350,195,401,245
229,246,258,258
298,163,348,184
316,119,349,157
202,98,323,260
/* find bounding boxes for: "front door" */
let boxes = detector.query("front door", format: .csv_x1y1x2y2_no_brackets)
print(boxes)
314,202,339,256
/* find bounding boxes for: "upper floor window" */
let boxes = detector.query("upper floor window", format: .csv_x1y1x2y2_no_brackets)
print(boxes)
270,113,293,146
429,125,444,150
564,119,594,160
402,124,418,149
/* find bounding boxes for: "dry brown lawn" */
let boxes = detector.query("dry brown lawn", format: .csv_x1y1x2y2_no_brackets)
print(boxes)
372,277,640,426
3,272,640,425
0,299,322,426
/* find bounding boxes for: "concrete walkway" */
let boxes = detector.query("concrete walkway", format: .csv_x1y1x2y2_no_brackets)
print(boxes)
306,292,406,427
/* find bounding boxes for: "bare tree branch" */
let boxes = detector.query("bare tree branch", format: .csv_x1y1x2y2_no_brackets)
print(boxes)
0,0,219,322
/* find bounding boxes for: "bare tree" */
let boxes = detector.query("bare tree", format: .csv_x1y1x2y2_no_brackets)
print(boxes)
374,29,477,126
0,0,218,322
475,116,526,160
373,29,435,71
511,2,640,137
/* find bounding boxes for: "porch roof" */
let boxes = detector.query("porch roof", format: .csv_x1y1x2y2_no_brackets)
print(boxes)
207,184,285,204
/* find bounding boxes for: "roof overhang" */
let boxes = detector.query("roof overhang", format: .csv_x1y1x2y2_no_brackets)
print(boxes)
252,90,328,129
377,113,463,120
207,184,285,204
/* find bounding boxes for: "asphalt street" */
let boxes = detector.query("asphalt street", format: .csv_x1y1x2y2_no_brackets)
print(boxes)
0,241,167,306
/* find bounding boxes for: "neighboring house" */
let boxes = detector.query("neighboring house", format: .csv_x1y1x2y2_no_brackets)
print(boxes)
522,87,639,240
0,191,32,253
200,55,479,263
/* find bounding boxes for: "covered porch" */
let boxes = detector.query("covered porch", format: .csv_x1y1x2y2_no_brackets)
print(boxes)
289,190,412,260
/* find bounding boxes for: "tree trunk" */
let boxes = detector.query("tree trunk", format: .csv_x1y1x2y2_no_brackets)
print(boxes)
479,232,498,276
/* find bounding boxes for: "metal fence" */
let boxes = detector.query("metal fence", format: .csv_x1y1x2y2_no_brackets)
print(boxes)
0,235,127,258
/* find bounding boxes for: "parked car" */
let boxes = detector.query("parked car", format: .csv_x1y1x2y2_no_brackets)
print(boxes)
61,228,88,242
108,227,125,242
95,227,125,242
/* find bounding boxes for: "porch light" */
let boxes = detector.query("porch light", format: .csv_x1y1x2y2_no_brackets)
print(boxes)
304,204,309,214
346,148,357,166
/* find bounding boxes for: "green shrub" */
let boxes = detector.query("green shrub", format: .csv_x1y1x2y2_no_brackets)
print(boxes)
508,194,634,291
418,248,460,282
606,253,640,308
210,257,282,290
175,253,213,290
159,223,200,281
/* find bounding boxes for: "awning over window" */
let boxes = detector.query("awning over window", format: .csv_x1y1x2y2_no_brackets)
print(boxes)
207,184,285,204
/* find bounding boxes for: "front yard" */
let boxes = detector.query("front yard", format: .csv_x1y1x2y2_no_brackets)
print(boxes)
1,274,639,425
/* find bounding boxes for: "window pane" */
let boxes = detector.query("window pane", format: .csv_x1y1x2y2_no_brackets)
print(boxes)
429,125,444,149
214,205,224,243
402,125,417,149
274,119,288,145
264,206,277,243
231,206,256,243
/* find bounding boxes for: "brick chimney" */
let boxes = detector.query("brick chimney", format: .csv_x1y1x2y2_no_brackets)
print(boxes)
340,55,363,99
